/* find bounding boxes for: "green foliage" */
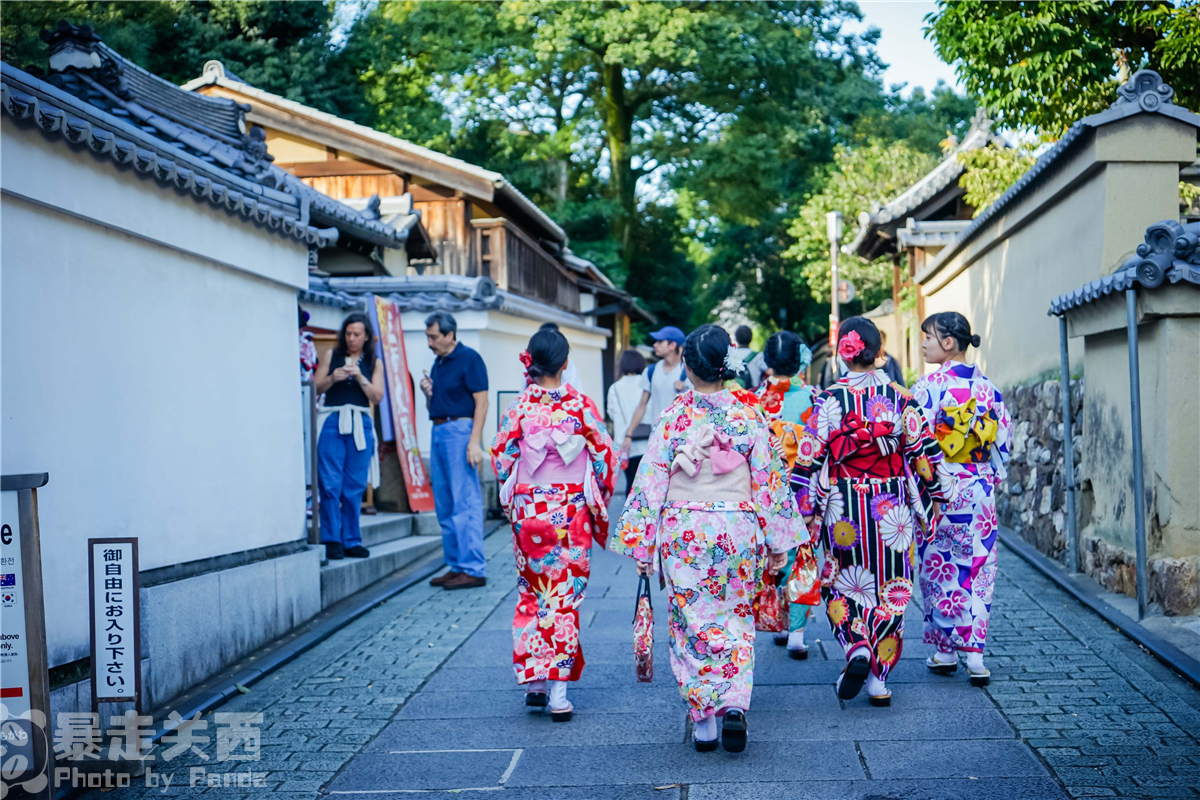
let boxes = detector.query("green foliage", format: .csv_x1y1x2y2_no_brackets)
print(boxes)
925,1,1200,137
957,145,1038,217
784,142,939,310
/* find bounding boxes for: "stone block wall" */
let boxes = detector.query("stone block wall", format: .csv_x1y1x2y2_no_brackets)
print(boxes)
996,377,1083,563
997,376,1199,616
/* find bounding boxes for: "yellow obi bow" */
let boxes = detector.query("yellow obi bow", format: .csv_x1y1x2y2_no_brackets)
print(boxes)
935,398,999,463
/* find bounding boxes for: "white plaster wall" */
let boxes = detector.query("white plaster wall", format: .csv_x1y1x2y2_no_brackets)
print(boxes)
2,130,310,667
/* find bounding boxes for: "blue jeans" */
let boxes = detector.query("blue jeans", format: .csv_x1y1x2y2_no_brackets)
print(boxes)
318,414,374,549
430,418,485,577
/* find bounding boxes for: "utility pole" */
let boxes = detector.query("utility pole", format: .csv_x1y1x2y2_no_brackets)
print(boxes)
827,210,843,378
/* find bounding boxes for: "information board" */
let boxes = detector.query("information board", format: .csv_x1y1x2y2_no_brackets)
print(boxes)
88,538,141,706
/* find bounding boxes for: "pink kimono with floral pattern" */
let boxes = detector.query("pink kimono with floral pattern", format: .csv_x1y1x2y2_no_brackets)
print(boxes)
612,389,805,720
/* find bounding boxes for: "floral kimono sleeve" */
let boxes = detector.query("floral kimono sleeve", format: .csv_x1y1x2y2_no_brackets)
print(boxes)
610,408,676,565
899,395,954,520
791,392,832,518
490,398,525,516
579,394,619,507
748,418,805,554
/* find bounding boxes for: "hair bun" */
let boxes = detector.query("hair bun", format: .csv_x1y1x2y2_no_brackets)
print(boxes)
970,334,982,348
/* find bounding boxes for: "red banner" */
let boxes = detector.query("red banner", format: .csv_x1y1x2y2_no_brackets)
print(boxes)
374,296,435,512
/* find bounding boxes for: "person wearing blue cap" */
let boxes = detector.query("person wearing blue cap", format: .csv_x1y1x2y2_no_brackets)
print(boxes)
618,326,692,458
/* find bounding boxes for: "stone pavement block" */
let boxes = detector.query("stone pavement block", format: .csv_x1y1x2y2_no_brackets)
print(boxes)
752,657,954,685
860,739,1052,780
363,713,686,752
688,777,1069,800
328,788,681,800
422,661,643,691
396,687,685,719
746,707,1015,741
500,741,865,787
325,748,520,793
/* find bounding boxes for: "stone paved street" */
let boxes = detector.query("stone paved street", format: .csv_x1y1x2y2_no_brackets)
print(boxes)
89,501,1200,800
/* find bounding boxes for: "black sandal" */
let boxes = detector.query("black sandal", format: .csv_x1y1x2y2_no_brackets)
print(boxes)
694,737,718,752
550,702,573,722
788,645,809,660
721,709,748,753
926,655,958,675
772,633,788,647
837,655,870,700
525,691,548,708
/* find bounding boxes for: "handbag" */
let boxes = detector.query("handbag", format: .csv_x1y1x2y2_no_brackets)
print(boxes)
613,384,651,441
785,544,821,606
753,568,787,632
633,574,654,682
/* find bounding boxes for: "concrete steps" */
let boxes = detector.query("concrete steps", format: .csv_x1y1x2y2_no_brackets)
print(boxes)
318,511,443,609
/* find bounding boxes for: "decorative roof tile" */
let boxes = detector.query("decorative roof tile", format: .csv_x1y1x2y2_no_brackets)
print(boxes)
1048,219,1200,315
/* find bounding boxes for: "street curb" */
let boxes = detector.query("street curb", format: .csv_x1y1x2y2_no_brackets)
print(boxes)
999,527,1200,689
143,520,506,743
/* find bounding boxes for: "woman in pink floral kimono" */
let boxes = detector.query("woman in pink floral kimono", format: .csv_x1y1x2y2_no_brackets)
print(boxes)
912,312,1011,686
613,325,804,753
492,328,618,721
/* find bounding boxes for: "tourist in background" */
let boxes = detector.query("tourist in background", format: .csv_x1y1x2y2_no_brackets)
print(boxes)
613,324,803,753
607,348,649,493
421,311,490,590
793,317,953,706
876,329,905,387
493,327,618,721
756,331,820,658
313,312,385,561
619,326,691,456
731,325,764,390
912,312,1011,686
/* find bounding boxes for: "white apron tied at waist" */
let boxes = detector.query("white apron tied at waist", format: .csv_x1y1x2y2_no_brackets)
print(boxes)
318,404,380,488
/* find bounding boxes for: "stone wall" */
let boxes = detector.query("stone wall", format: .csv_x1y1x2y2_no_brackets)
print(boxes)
997,376,1199,616
997,377,1083,563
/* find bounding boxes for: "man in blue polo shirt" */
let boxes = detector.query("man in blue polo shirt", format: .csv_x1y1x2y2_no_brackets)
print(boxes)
419,311,489,590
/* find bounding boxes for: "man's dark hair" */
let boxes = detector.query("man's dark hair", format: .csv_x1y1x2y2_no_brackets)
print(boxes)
424,311,457,338
619,348,647,377
735,325,753,347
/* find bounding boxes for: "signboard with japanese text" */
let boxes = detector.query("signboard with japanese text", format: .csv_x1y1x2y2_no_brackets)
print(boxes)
373,296,435,512
88,538,141,707
1,489,34,768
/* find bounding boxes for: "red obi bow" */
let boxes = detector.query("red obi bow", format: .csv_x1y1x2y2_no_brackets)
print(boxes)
827,412,896,463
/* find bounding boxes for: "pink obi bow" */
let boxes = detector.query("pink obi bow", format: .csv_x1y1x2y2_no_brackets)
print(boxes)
523,420,587,471
671,423,747,477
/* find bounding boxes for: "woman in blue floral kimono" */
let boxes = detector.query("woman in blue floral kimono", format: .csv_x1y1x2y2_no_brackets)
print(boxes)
755,332,820,659
613,325,804,753
912,312,1012,686
793,318,953,706
492,328,618,721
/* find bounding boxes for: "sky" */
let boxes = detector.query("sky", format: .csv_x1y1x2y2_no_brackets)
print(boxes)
852,1,964,97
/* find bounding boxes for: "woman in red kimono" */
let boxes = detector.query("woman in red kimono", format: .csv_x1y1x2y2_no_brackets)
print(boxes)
491,328,618,721
793,317,953,706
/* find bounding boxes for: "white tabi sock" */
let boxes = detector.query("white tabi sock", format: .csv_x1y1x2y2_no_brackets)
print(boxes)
866,672,887,697
526,679,547,694
548,680,569,710
966,652,986,673
694,714,717,742
787,630,806,650
933,650,957,665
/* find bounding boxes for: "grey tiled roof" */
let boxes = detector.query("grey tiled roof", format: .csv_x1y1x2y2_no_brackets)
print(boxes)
1048,219,1200,315
926,71,1200,284
4,21,404,250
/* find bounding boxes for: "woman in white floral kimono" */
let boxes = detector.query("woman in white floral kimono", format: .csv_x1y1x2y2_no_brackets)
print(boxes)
912,312,1012,686
612,325,804,753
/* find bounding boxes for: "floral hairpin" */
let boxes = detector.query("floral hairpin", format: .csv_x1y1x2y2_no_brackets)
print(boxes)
838,330,865,360
518,350,533,369
724,345,745,374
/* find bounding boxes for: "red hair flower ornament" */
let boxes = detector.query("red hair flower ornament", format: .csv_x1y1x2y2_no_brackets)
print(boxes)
518,350,534,369
838,330,865,360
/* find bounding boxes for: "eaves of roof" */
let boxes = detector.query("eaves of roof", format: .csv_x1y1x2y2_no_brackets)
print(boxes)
183,64,568,246
922,70,1200,287
1,63,339,248
308,275,610,336
1048,219,1200,316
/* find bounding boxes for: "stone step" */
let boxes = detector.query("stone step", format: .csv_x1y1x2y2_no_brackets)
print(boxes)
309,511,441,549
320,535,442,609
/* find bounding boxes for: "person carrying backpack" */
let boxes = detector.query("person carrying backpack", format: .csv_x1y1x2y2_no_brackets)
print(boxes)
618,326,691,458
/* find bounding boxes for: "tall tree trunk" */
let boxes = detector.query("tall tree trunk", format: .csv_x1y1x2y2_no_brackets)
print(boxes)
601,62,636,265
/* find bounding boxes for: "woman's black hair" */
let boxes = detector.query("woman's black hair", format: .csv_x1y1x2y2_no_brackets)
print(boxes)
683,324,737,384
526,327,570,379
330,312,376,374
838,316,881,367
619,348,646,377
764,331,803,377
921,311,981,352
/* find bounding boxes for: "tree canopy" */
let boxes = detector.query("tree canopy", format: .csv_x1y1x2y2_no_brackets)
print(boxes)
925,0,1200,136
